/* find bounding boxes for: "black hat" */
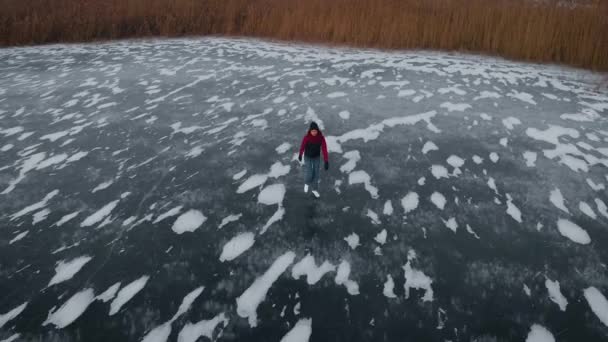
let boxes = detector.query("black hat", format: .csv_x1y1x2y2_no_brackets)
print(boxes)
309,122,319,131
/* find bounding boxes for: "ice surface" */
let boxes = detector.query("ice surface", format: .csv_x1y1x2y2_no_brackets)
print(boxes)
177,313,228,342
383,275,397,298
280,318,312,342
291,255,336,285
489,152,499,163
401,192,419,214
44,288,95,328
430,192,447,210
109,276,150,316
545,278,567,311
0,302,27,328
48,256,92,287
258,184,286,206
81,199,119,227
340,231,360,250
525,324,555,342
219,232,255,262
171,210,207,234
583,287,608,327
2,37,608,340
237,251,295,327
549,188,570,213
403,260,434,302
556,219,590,244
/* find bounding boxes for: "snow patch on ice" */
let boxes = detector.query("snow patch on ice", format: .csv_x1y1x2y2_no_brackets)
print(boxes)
383,275,397,298
430,192,447,210
81,200,119,227
344,233,360,250
549,188,570,214
583,287,608,327
0,302,28,329
219,232,255,262
292,255,336,285
48,256,93,287
422,141,438,154
403,259,434,302
171,210,206,234
44,288,95,328
279,318,312,342
348,170,379,198
401,192,419,214
334,261,360,296
526,324,555,342
109,275,150,316
545,278,568,311
236,251,295,327
556,219,590,244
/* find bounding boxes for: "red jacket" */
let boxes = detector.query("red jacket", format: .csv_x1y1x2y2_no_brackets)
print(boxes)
299,133,329,162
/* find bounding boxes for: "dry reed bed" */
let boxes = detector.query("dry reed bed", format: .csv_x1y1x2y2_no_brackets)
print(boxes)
0,0,607,70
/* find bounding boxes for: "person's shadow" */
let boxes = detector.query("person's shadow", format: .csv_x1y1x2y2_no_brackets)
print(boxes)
304,199,319,238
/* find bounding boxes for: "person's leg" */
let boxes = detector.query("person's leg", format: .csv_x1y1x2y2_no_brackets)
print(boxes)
304,156,313,188
311,157,320,190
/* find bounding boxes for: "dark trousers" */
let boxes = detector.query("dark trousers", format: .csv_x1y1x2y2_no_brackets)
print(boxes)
304,156,320,190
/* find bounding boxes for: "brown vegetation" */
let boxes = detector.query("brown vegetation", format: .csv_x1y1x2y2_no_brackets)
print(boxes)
0,0,607,70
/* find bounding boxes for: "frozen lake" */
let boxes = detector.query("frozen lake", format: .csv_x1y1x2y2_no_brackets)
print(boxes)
1,37,608,341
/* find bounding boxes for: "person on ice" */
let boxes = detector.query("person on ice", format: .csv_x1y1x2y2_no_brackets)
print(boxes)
298,121,329,198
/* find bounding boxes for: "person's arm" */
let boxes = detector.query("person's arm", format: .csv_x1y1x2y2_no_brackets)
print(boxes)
321,137,329,170
298,136,308,160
